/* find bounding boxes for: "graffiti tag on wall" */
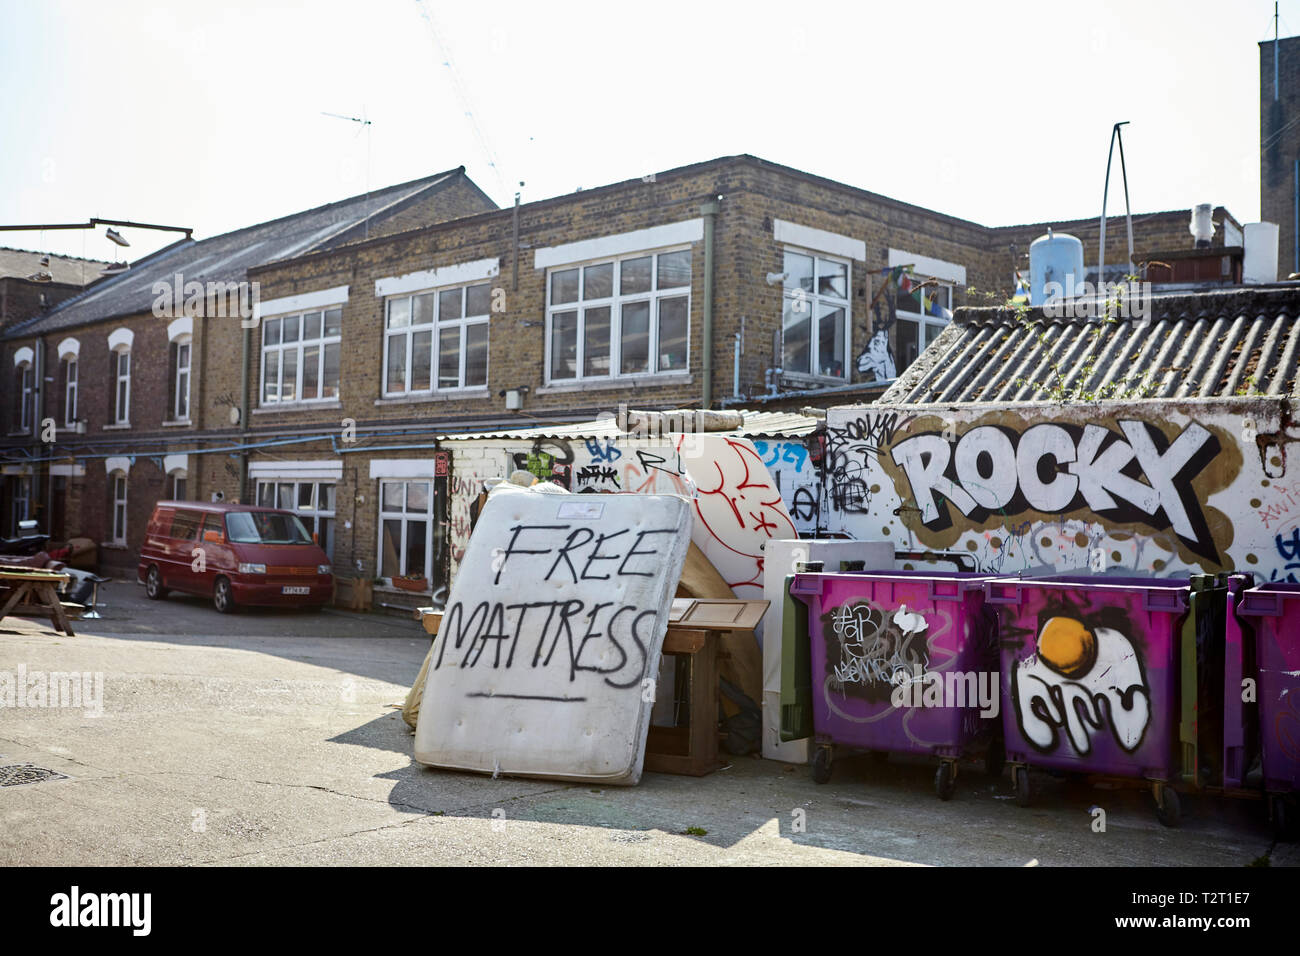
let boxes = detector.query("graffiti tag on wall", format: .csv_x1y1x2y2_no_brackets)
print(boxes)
824,600,930,702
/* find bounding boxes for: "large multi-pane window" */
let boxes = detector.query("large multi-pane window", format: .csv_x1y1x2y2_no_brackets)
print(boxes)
112,349,131,424
546,249,690,383
781,251,850,379
894,278,953,374
379,479,435,583
17,361,33,431
261,308,342,404
256,479,336,559
384,283,489,395
63,358,77,427
110,473,127,545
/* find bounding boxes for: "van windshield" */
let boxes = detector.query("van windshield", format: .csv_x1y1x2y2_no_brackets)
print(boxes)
225,510,313,545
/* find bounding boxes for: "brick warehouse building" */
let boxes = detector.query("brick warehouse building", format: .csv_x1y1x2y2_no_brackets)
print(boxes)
1,153,1241,598
0,168,494,556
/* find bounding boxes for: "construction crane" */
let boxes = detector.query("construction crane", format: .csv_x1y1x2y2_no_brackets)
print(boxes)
413,0,508,199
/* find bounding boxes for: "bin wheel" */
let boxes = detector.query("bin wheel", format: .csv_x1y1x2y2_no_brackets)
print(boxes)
1273,795,1299,842
985,739,1005,779
811,747,832,785
1154,786,1181,828
935,761,957,801
1013,766,1031,807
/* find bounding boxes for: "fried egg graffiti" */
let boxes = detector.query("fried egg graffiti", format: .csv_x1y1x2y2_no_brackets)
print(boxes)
1013,616,1150,755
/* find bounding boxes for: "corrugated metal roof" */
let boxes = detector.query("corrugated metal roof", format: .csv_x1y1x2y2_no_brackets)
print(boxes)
438,409,820,442
881,287,1300,404
2,168,467,338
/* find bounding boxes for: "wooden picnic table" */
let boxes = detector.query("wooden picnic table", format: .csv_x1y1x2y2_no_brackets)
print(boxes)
0,566,75,635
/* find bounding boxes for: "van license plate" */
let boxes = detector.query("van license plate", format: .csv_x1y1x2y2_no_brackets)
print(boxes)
282,586,310,595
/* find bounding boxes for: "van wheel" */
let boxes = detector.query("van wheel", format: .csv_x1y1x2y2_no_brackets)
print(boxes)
213,577,237,614
145,566,169,600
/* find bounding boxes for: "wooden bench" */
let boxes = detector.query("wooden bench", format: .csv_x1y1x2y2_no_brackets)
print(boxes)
0,567,75,636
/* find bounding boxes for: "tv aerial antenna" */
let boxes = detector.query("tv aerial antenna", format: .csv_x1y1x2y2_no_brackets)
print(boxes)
321,109,374,238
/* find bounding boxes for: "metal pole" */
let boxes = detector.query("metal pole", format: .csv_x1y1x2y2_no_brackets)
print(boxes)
1115,122,1134,278
1099,125,1117,288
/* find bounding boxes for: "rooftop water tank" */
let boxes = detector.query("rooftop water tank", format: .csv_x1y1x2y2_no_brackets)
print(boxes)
1029,229,1084,306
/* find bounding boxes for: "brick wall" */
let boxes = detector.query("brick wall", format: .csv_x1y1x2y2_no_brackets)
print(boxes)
0,278,88,333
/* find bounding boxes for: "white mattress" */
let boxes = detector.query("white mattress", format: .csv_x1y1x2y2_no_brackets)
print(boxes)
413,485,692,784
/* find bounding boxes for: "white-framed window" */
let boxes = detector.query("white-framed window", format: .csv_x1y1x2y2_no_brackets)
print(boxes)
256,479,336,559
894,278,953,373
261,308,342,405
378,479,433,583
170,338,191,421
383,283,489,395
18,361,33,431
9,475,30,533
110,471,128,545
545,248,690,383
168,472,187,501
112,348,131,424
63,358,77,426
781,250,850,379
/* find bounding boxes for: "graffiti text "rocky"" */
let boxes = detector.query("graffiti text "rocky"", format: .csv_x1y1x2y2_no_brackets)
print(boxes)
891,421,1220,560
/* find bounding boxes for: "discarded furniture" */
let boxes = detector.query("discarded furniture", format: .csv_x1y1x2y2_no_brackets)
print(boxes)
644,598,768,777
0,566,76,636
415,606,443,637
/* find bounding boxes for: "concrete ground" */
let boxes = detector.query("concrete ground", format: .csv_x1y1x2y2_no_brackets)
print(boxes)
0,578,1294,867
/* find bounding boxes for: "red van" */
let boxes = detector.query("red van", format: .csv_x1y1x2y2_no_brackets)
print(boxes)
137,501,333,613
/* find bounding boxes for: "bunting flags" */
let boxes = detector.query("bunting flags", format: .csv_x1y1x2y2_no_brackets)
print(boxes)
879,264,951,319
1012,270,1031,305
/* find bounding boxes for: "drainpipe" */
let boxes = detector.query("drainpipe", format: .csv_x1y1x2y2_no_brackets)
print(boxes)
512,190,521,291
35,339,48,531
238,320,251,503
699,199,718,409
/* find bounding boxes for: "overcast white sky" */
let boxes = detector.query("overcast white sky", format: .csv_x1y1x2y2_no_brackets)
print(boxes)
0,0,1288,263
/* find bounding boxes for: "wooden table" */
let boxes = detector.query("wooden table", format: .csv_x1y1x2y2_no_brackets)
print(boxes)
0,567,75,636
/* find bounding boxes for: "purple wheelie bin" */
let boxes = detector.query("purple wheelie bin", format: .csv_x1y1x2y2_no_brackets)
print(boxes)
983,575,1190,826
788,570,1002,801
1235,582,1300,838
